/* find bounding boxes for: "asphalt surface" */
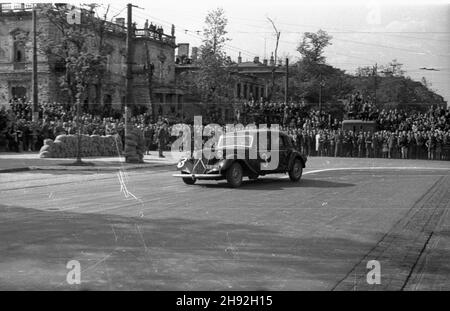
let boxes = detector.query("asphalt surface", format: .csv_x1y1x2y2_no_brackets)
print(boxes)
0,151,181,172
0,158,448,290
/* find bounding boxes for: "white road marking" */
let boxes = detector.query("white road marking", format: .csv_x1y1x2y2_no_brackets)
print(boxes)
301,166,450,176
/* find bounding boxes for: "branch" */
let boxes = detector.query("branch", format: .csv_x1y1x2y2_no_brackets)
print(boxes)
267,17,281,66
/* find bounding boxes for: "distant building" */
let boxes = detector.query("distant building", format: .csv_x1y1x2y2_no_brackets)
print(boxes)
0,3,183,115
175,51,285,102
232,53,285,101
174,50,287,121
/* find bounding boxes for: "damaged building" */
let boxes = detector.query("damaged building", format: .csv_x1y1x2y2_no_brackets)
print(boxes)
0,3,183,115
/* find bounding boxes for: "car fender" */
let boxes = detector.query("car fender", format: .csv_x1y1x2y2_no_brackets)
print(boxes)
216,159,233,171
177,158,194,173
288,152,306,170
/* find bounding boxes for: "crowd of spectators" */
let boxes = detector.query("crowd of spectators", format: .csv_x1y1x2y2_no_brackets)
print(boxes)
285,127,449,161
237,98,450,160
344,91,378,121
1,98,167,154
1,96,449,160
241,101,341,130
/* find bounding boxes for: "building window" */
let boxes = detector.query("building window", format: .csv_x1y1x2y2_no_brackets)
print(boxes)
11,86,27,100
0,47,6,60
14,41,25,62
16,50,22,62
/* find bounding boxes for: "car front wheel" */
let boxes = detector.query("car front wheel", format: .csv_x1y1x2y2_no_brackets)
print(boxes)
289,159,303,182
182,177,196,185
226,162,243,188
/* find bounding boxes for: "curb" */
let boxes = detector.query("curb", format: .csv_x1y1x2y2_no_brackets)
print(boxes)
0,163,176,173
0,167,31,173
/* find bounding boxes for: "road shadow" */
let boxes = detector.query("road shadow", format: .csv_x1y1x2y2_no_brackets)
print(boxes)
3,202,433,291
196,177,355,190
27,170,100,176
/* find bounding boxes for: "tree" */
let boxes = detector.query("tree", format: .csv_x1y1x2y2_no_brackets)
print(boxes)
281,30,335,104
38,4,110,109
37,4,111,163
0,109,9,138
297,29,332,64
380,59,405,77
179,8,236,103
266,17,281,101
278,60,352,104
421,76,431,89
355,66,374,77
203,8,228,55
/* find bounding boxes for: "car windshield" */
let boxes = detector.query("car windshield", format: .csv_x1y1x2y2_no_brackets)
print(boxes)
217,134,254,148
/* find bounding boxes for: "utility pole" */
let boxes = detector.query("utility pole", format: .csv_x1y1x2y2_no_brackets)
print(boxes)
373,63,377,106
144,41,155,123
267,17,280,101
284,57,288,104
125,3,133,162
319,73,323,113
31,8,38,122
125,2,133,117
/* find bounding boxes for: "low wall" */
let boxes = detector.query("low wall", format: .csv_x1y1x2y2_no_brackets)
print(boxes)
39,134,123,158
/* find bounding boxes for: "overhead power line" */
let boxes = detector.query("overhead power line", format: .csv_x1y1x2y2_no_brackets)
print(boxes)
105,5,449,63
130,11,261,58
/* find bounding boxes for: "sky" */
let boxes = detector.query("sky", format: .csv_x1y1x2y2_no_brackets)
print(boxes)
25,0,450,103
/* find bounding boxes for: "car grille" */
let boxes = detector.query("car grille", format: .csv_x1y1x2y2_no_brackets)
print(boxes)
192,160,207,174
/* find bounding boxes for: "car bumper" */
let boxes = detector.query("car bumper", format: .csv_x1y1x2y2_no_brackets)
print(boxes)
173,173,223,179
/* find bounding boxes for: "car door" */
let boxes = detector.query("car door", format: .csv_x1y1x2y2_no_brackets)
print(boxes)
277,134,290,172
256,131,273,173
245,132,260,173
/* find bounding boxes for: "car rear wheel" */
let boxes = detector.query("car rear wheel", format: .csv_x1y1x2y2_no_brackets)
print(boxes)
182,177,196,185
289,158,303,182
226,162,243,188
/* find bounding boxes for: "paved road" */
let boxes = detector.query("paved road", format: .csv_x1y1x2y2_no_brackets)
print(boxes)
0,158,448,290
0,151,181,172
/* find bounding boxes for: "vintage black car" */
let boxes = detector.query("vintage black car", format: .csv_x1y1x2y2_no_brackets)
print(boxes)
173,129,307,188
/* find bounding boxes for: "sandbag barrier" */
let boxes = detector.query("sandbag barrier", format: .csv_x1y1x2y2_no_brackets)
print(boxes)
39,134,124,158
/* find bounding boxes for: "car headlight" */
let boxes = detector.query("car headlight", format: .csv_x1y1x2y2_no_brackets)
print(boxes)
216,149,223,159
177,158,187,168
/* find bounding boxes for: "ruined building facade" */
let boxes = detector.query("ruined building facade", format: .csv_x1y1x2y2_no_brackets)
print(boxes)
0,3,183,114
